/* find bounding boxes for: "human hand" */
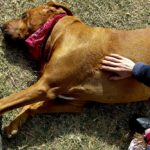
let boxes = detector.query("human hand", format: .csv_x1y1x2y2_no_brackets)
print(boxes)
101,53,135,80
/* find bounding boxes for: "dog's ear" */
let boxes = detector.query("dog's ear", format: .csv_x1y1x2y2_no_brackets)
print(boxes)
47,1,73,16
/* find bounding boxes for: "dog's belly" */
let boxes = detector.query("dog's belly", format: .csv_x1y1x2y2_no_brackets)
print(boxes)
65,71,150,103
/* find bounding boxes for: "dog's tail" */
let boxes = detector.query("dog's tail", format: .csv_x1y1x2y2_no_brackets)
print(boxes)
0,79,56,114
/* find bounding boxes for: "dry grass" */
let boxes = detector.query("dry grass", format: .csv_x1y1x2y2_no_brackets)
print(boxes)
0,0,150,149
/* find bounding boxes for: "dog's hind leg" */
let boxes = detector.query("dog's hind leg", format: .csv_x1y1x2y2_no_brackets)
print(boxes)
0,76,59,115
4,99,86,138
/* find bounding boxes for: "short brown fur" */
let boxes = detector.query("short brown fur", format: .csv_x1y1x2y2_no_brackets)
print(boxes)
1,1,150,137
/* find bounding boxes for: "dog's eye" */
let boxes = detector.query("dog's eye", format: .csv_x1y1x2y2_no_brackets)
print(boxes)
22,13,27,19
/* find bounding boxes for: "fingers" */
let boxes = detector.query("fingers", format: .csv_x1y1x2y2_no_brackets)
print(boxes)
101,54,122,69
101,53,131,68
103,56,121,63
109,53,124,59
101,53,133,80
103,53,129,62
101,59,121,67
101,65,121,72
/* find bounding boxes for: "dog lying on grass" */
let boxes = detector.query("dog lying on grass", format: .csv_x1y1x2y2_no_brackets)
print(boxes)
1,1,150,138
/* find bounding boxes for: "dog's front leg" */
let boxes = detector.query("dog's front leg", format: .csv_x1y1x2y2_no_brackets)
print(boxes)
4,100,86,138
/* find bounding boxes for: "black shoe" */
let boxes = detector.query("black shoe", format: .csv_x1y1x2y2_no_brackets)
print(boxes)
129,115,150,134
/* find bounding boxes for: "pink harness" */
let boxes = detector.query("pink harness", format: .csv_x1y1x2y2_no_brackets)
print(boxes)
25,13,67,61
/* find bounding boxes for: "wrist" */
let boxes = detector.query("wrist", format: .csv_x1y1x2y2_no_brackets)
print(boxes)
132,62,146,75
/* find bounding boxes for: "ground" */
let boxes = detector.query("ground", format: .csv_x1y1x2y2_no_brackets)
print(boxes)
0,0,150,149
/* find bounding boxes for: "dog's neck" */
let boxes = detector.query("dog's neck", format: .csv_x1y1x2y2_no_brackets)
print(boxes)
25,13,67,61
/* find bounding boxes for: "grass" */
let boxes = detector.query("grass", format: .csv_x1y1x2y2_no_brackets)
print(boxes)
0,0,150,149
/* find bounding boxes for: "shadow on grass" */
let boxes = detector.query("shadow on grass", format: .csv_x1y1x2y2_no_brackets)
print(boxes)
2,37,40,72
3,101,150,150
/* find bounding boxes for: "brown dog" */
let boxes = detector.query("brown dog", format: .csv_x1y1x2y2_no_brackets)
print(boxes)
1,1,150,137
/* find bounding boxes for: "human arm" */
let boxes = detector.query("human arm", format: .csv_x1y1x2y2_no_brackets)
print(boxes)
132,62,150,86
101,53,150,86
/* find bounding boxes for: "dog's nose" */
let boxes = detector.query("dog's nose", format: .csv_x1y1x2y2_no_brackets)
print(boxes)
0,24,13,42
1,24,7,33
0,24,6,33
1,24,12,38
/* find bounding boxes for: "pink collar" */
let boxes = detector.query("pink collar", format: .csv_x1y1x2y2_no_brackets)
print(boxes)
25,13,67,61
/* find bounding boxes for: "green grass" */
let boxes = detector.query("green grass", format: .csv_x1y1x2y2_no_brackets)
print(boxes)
0,0,150,149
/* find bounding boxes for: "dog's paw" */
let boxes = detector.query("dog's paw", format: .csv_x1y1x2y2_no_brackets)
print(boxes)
3,125,19,138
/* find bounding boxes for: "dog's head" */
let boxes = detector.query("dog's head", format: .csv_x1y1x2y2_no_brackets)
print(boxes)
2,1,72,40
